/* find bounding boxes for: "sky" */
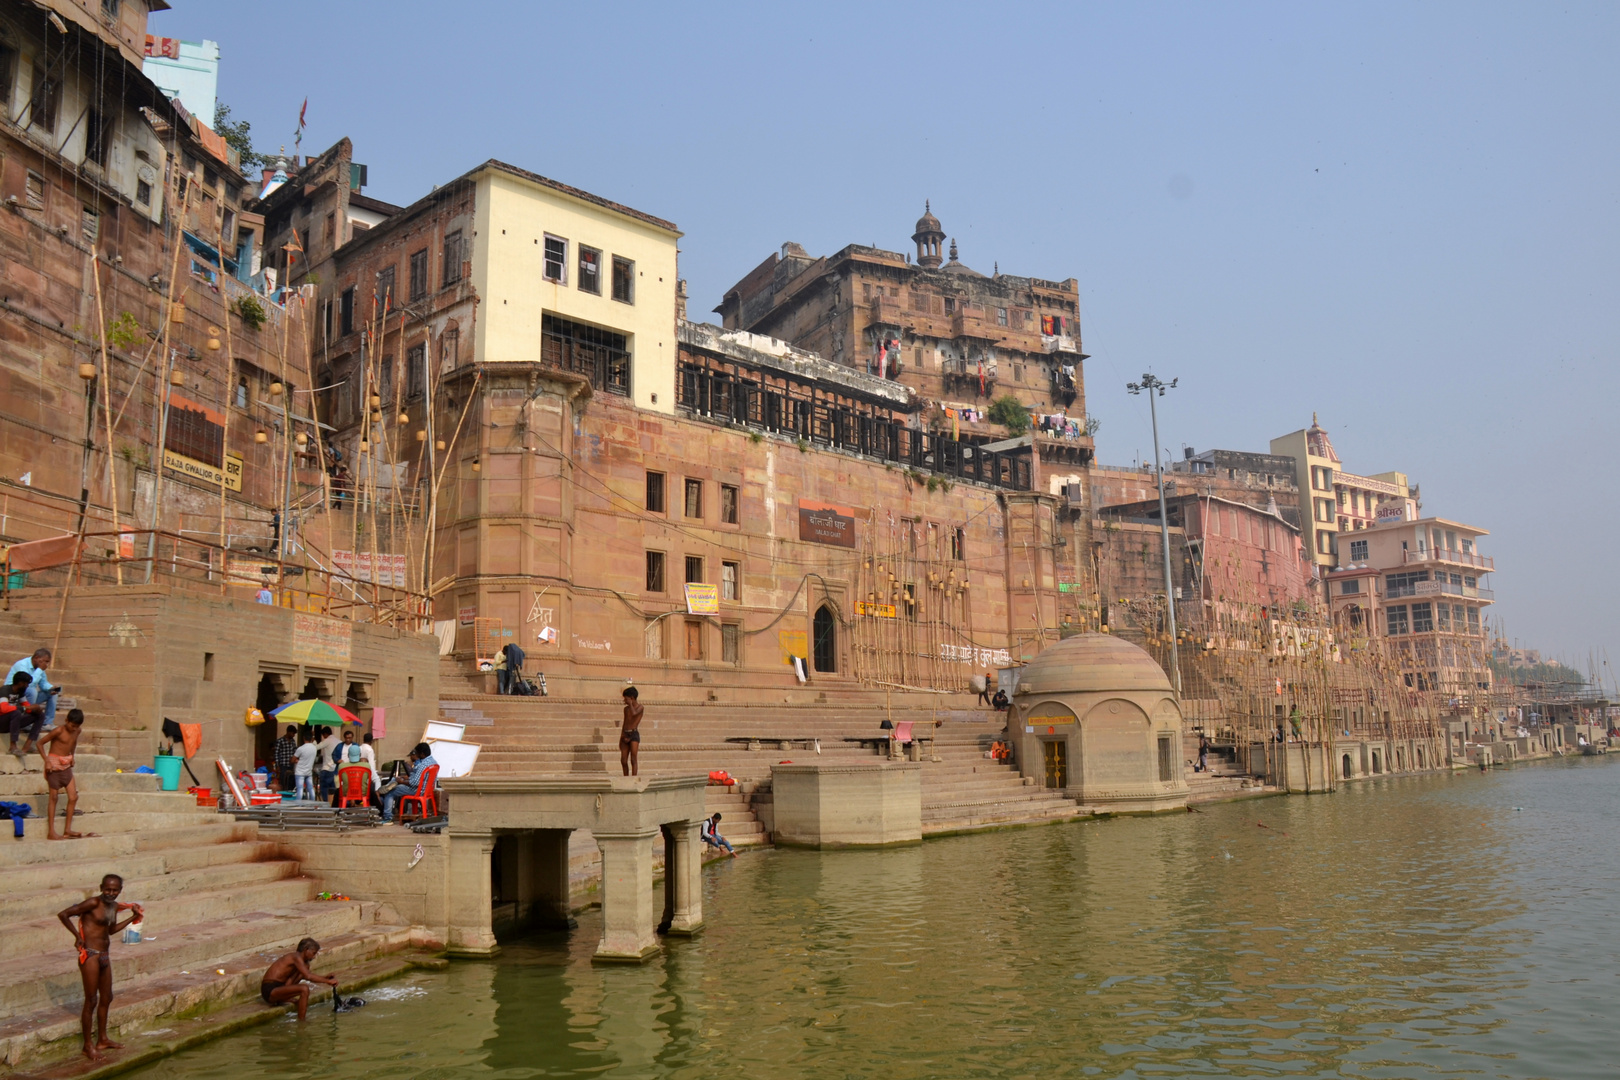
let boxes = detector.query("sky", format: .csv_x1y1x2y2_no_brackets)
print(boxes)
152,1,1620,677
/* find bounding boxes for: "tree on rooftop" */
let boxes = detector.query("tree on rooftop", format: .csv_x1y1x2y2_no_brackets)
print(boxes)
213,102,269,169
987,394,1030,435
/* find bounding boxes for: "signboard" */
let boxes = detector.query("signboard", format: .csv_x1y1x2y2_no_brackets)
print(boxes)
1026,703,1078,732
144,35,182,58
1376,499,1416,524
457,606,477,626
778,630,808,665
684,583,719,615
334,549,407,588
291,613,352,666
856,601,897,619
798,500,857,548
162,449,243,492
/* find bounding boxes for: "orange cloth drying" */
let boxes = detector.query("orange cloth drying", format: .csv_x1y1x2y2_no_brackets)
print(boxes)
180,723,202,759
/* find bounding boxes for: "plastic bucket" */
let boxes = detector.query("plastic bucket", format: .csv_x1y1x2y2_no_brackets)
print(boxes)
153,755,183,791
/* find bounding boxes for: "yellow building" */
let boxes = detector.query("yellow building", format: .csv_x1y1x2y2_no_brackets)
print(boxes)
469,161,683,414
1271,415,1410,580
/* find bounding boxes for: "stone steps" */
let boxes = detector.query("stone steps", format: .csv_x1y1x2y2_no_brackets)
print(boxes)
0,819,258,870
1,839,283,895
0,917,413,1067
0,857,303,925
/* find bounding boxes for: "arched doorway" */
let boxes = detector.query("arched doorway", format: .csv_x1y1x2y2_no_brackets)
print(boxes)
1342,753,1353,779
812,605,837,673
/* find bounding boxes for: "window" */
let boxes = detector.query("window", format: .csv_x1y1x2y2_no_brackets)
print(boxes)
442,230,464,286
1340,579,1361,594
25,170,44,210
944,296,955,314
684,478,702,519
81,206,99,243
1437,603,1451,631
135,178,152,206
1461,539,1473,555
951,526,965,561
645,471,665,513
1386,605,1409,636
409,249,429,300
645,551,665,592
1317,531,1333,556
234,374,250,409
377,266,396,307
340,287,355,335
721,560,738,601
578,246,601,293
1411,603,1434,633
441,327,460,372
1386,571,1427,598
543,235,567,283
1467,607,1480,634
1450,573,1463,586
1157,734,1174,782
406,344,425,397
1463,575,1476,589
720,483,739,524
29,61,60,135
645,619,663,660
721,623,739,664
324,212,335,247
612,256,634,303
101,0,121,17
813,605,837,672
996,306,1008,326
903,582,916,621
685,555,703,585
84,108,108,168
1349,539,1368,562
541,314,629,396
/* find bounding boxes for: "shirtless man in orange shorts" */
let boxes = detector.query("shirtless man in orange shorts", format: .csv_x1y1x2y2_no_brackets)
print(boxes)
57,873,142,1060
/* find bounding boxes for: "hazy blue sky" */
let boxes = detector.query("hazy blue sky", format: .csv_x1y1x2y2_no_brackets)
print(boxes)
155,2,1619,675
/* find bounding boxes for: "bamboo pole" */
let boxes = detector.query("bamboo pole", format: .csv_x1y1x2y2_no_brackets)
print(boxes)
145,179,192,581
213,242,237,555
89,252,122,585
291,295,334,612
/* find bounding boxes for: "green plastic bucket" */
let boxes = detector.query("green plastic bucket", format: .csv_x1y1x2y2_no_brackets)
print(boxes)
153,754,183,791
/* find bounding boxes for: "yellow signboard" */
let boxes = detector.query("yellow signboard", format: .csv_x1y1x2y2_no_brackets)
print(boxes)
684,582,720,615
778,630,807,666
163,449,242,492
1026,704,1078,726
856,601,897,619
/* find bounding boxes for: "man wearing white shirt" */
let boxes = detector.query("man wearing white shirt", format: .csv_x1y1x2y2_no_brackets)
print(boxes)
315,727,340,799
292,732,318,800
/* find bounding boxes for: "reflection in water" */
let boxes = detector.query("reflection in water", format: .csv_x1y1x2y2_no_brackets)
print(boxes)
128,758,1620,1079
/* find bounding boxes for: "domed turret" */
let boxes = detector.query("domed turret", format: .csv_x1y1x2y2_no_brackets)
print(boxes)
911,201,945,269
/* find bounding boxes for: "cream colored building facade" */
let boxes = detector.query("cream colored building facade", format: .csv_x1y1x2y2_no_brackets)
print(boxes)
471,163,682,414
1325,516,1495,696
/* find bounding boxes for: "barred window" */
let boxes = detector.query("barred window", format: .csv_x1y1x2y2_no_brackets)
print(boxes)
541,314,629,396
442,230,464,287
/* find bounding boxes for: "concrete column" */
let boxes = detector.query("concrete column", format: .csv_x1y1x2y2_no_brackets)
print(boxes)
446,829,499,957
594,829,660,963
666,820,704,936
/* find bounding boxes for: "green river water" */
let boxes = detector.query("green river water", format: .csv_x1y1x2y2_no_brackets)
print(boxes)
130,758,1620,1079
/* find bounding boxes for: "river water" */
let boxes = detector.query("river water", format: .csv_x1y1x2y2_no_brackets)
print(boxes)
132,758,1620,1079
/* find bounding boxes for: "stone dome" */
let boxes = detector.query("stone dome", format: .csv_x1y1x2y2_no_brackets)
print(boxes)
1014,634,1173,697
913,200,942,238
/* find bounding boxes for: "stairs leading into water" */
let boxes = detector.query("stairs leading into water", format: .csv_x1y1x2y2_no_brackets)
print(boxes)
0,757,415,1068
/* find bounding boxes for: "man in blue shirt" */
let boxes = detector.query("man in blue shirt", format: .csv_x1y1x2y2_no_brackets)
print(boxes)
8,649,58,731
380,742,437,822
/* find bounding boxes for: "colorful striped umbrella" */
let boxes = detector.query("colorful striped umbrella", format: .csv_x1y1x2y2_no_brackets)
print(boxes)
270,699,363,726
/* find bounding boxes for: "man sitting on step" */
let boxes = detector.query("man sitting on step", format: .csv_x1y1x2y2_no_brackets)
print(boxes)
260,938,340,1021
701,812,737,857
4,670,46,760
7,649,59,735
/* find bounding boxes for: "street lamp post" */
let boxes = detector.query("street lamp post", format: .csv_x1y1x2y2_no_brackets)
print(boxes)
1126,373,1181,696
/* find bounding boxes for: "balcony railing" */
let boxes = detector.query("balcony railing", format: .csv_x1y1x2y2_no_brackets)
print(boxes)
1391,580,1495,602
1404,547,1493,571
1042,333,1081,355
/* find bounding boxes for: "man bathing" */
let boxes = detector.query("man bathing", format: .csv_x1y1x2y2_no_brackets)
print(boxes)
619,685,643,777
57,874,142,1060
261,938,339,1020
38,709,90,839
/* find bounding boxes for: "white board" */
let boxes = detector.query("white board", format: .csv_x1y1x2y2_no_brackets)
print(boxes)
427,738,479,779
424,720,466,742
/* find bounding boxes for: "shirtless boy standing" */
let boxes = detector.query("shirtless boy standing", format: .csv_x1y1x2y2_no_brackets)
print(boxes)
619,686,643,777
57,874,142,1060
37,708,89,840
260,938,339,1020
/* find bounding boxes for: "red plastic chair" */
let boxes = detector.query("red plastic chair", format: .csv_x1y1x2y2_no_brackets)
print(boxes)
397,763,440,822
335,765,371,808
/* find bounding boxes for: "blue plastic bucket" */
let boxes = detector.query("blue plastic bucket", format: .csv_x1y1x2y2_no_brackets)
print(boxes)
153,755,183,791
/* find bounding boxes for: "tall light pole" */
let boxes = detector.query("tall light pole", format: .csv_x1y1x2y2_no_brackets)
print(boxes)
1127,373,1181,696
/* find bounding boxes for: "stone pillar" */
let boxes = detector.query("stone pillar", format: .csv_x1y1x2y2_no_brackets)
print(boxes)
666,819,704,936
594,829,660,963
446,829,499,957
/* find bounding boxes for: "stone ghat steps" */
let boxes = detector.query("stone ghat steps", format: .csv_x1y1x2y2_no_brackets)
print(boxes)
0,856,304,926
1186,775,1257,803
6,810,251,844
704,789,766,849
1,837,283,896
441,698,996,733
0,915,413,1068
922,799,1082,833
4,788,219,818
0,819,259,871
